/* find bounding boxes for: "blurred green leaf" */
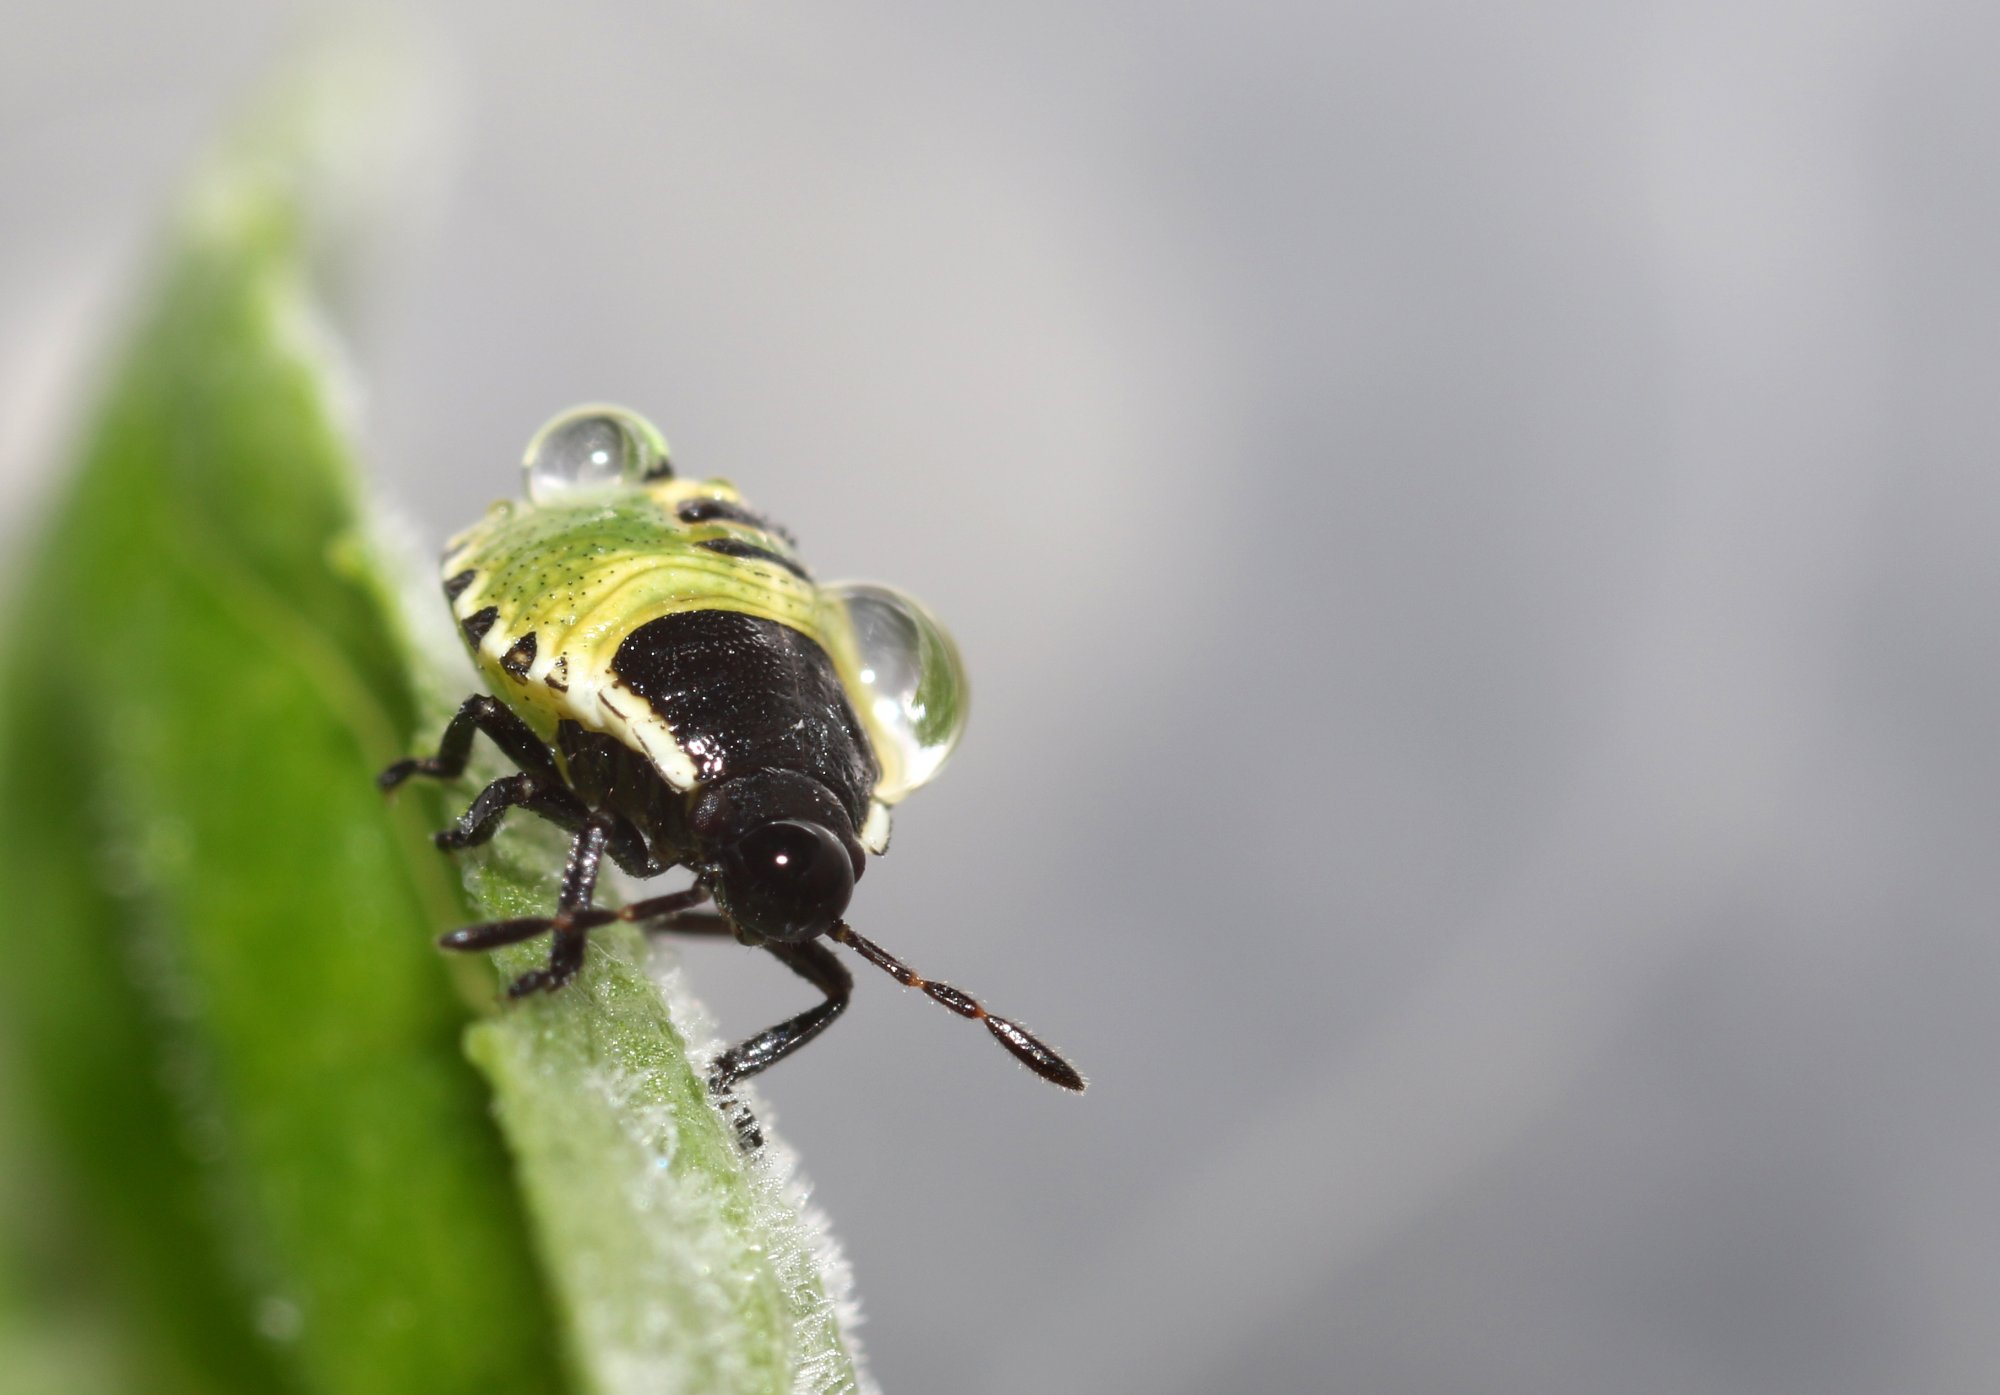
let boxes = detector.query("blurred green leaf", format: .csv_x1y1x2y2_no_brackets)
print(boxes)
0,46,864,1395
0,70,565,1395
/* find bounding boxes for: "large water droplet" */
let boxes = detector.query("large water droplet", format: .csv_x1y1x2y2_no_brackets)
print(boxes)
822,581,968,801
522,405,671,503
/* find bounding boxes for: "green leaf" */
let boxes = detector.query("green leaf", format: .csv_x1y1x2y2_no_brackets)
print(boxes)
0,43,866,1395
464,922,865,1395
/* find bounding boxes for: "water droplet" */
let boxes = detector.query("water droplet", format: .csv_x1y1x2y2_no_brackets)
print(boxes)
822,581,968,801
522,405,671,503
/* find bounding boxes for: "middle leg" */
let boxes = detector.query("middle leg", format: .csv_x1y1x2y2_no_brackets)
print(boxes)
504,814,615,997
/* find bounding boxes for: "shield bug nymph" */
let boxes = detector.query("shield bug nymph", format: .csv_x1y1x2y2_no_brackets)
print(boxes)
382,405,1084,1107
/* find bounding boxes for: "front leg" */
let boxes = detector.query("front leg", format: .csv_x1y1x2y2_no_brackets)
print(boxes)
708,939,853,1089
693,938,852,1151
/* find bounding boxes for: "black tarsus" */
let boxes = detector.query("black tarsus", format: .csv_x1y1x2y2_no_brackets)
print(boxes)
707,938,852,1090
828,922,1086,1092
435,772,588,850
382,697,654,875
438,913,606,951
434,771,656,876
437,886,712,953
502,816,613,996
378,693,563,790
688,937,852,1151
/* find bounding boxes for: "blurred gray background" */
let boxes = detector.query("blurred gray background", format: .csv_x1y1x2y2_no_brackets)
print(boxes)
6,2,1998,1392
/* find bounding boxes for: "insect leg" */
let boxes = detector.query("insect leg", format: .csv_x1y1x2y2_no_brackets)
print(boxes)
436,909,611,951
504,815,614,997
434,883,702,960
434,772,588,849
708,939,852,1090
378,694,564,791
613,886,715,928
427,768,654,887
828,923,1086,1092
641,908,735,936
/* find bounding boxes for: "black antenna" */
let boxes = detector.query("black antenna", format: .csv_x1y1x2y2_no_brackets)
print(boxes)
828,923,1086,1092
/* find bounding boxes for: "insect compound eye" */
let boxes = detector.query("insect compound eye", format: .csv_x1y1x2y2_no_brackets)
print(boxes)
717,819,856,943
821,581,969,803
522,404,672,503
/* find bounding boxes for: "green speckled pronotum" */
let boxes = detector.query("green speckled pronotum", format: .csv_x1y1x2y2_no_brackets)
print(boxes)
383,406,1083,1134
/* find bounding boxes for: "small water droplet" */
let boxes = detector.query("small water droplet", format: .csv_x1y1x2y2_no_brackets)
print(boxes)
522,405,671,503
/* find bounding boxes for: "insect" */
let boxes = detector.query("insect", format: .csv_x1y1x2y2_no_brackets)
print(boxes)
381,405,1084,1110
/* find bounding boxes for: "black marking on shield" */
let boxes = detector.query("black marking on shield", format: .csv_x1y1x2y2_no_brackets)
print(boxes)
443,569,478,601
501,632,539,679
696,536,812,583
545,656,570,693
676,497,797,546
462,605,500,648
609,610,876,820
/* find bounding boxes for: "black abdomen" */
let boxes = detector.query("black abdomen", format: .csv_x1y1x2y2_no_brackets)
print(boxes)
610,610,878,825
